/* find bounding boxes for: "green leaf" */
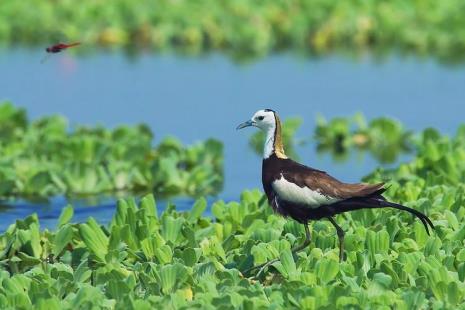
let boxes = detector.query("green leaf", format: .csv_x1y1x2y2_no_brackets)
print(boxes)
113,199,129,227
159,263,187,294
79,218,109,262
52,224,73,256
373,272,392,288
447,282,460,305
316,258,339,284
279,248,296,278
181,247,201,267
187,197,207,222
140,194,157,218
162,216,184,244
57,204,74,228
155,245,173,264
106,279,131,299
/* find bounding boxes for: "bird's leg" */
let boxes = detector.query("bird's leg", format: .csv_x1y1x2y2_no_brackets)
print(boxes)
245,223,311,277
328,217,345,262
291,223,312,253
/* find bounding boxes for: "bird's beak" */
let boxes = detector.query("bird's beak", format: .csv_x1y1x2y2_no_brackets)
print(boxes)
236,120,255,130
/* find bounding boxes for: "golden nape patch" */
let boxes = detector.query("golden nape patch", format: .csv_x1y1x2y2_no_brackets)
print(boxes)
273,114,288,159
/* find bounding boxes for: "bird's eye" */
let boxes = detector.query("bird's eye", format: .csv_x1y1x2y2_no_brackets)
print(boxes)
257,116,265,121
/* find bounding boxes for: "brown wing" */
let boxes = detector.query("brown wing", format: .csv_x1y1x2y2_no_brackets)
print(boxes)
280,160,385,200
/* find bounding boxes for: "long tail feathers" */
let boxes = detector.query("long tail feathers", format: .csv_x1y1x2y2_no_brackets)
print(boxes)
367,198,435,235
326,197,435,235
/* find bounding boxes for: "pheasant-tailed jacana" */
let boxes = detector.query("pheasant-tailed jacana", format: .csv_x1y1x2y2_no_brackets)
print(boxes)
237,109,434,272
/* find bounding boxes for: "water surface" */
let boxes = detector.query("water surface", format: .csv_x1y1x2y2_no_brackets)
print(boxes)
1,49,464,230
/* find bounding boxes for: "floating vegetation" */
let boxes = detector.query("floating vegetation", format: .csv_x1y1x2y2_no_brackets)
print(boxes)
1,0,465,61
1,150,465,308
248,114,413,163
0,102,223,199
315,114,413,163
366,125,465,187
1,115,465,307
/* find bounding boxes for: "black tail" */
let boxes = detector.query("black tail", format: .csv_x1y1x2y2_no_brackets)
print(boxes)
322,196,435,235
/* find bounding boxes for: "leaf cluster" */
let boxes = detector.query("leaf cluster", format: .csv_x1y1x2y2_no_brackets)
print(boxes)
0,102,223,199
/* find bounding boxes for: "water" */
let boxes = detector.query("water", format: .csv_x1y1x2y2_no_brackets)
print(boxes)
0,49,464,231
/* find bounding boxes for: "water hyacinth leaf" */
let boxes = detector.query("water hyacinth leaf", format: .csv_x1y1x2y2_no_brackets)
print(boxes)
118,224,137,251
155,245,173,264
57,204,74,228
113,199,129,227
458,263,465,282
181,247,201,267
16,252,41,266
35,298,61,310
159,263,187,294
16,222,41,258
211,201,226,220
453,224,465,242
276,248,297,279
424,237,442,256
187,197,207,222
70,285,110,309
373,272,392,289
194,262,217,280
140,235,164,259
251,228,281,243
7,292,32,309
456,249,465,262
79,218,109,262
200,236,226,262
366,230,390,258
105,279,131,299
162,216,184,244
228,202,246,224
447,282,460,305
251,244,271,265
74,260,92,283
413,221,428,248
52,224,73,257
2,275,32,295
430,281,448,301
316,258,339,284
140,194,157,218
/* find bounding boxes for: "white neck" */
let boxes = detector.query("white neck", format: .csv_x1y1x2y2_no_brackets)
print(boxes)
263,126,275,159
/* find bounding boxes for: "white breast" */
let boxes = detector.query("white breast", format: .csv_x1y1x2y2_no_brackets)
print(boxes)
272,175,341,208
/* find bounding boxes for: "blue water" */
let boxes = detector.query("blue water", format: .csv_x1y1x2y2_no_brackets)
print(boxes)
0,49,464,230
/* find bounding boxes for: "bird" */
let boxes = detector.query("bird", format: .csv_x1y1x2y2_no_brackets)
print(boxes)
236,109,434,273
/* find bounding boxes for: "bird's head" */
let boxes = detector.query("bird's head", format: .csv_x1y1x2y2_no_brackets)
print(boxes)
236,109,287,159
236,109,276,131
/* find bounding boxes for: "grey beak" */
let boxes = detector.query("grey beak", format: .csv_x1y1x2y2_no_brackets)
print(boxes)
236,120,254,130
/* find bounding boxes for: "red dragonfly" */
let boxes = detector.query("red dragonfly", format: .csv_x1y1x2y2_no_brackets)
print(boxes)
41,42,81,63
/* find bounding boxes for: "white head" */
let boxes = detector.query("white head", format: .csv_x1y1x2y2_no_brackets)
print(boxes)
237,109,287,159
236,109,276,131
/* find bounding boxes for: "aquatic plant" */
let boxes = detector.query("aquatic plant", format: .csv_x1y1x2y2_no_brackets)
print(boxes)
315,114,413,163
249,113,413,163
1,124,465,308
1,0,465,60
0,102,223,199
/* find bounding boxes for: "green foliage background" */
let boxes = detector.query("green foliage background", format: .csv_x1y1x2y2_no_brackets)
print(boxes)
1,120,465,309
1,0,465,60
0,102,223,199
